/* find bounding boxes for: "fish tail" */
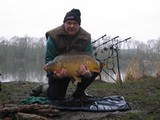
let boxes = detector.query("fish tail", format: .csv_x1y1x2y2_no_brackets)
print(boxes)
100,63,106,71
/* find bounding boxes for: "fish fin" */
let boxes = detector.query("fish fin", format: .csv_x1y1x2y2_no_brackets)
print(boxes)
91,69,100,73
43,66,48,71
73,80,79,86
99,74,102,81
99,62,107,72
72,76,81,85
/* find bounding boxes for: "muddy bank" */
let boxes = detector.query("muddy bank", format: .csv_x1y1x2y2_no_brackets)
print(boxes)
0,77,160,120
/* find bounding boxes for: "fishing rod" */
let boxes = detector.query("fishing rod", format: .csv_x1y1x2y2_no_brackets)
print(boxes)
94,47,108,54
93,36,119,50
112,37,131,86
93,36,119,57
101,37,132,61
112,37,131,46
100,37,131,84
102,69,117,83
102,45,117,74
92,34,107,44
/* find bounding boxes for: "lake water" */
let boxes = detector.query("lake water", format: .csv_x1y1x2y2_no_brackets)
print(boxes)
0,61,125,83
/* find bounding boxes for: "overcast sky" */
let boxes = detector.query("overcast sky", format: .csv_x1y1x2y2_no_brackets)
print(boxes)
0,0,160,42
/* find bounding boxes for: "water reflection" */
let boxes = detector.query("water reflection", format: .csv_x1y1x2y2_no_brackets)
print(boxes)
100,69,126,83
0,61,47,83
1,61,124,83
1,61,156,83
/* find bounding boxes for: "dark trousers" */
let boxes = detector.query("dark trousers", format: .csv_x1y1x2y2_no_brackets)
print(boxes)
47,72,98,100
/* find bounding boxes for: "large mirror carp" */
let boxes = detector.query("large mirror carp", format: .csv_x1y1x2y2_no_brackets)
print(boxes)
43,52,106,84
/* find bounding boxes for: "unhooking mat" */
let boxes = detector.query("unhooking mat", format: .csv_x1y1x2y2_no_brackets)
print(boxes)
19,95,131,112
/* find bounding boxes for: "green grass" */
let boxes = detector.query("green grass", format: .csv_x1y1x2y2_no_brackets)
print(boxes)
87,77,160,119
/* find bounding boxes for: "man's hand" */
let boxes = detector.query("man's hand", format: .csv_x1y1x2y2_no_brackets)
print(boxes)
78,65,92,78
53,68,68,79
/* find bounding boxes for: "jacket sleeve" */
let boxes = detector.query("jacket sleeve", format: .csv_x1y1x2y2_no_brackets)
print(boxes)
45,36,57,64
85,40,94,56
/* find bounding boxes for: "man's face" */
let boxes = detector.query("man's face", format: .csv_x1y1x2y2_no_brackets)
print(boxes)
64,20,80,36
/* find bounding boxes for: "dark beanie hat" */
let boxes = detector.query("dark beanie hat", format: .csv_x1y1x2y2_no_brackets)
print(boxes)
63,9,81,25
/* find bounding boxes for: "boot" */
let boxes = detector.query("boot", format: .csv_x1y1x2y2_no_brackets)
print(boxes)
72,72,98,99
72,91,93,99
29,84,47,97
